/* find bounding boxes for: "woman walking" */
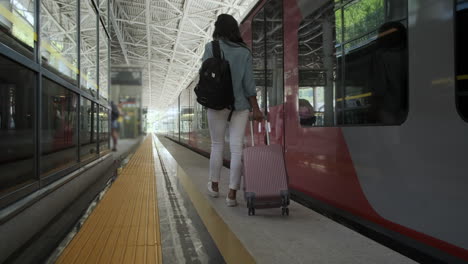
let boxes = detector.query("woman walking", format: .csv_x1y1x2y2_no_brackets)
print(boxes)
203,14,263,206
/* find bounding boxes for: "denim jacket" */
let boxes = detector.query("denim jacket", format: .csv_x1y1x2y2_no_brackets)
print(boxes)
201,40,256,111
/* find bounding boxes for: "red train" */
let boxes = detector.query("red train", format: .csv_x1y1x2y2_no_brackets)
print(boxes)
160,0,468,262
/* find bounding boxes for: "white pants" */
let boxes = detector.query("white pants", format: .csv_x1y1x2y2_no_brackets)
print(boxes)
207,109,249,190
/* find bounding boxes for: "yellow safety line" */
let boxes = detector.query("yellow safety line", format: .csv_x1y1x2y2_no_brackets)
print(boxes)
56,137,162,264
457,75,468,81
336,92,373,102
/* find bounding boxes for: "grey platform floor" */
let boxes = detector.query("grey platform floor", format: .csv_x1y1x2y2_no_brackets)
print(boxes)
156,135,417,264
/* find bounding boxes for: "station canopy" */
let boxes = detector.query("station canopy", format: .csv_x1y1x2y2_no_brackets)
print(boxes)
110,0,258,109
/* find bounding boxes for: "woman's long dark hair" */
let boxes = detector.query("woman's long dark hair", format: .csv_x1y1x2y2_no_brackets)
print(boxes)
213,14,248,48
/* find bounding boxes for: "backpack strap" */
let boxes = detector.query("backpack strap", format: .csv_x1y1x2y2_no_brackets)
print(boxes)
227,109,234,122
212,40,221,59
212,40,233,121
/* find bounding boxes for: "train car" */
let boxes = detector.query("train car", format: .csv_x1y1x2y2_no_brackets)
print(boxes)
160,0,468,262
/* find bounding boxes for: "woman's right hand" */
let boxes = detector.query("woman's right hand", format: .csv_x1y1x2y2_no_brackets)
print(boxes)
252,107,264,122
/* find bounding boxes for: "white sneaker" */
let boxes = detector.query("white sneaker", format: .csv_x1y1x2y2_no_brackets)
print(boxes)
207,182,219,198
226,197,237,207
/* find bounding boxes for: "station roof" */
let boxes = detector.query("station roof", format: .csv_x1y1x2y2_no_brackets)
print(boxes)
110,0,258,109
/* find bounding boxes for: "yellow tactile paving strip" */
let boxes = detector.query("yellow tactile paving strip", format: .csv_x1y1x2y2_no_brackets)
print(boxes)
56,137,162,264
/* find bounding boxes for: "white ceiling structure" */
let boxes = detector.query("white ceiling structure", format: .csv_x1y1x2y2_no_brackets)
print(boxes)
109,0,258,110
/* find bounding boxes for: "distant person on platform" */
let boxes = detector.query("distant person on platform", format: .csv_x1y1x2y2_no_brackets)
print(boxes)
111,101,120,151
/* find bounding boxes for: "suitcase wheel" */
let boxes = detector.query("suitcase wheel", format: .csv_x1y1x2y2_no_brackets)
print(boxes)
281,207,289,216
248,207,255,216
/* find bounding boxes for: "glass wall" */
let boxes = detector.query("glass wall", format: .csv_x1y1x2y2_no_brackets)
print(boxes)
99,25,109,100
41,77,78,176
179,89,191,144
298,0,408,126
99,0,108,29
99,106,109,152
40,0,78,83
0,0,111,207
456,0,468,120
80,98,97,161
80,0,98,94
0,54,35,196
0,0,35,58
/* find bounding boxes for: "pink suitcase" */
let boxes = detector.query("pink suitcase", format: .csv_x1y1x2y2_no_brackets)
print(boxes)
243,120,290,216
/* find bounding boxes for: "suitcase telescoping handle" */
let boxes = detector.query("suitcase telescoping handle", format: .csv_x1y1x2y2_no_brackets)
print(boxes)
249,116,255,147
249,114,270,147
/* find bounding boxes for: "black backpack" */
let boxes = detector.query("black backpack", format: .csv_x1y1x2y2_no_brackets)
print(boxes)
195,41,235,114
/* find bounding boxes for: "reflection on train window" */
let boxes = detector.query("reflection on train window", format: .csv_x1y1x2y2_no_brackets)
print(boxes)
0,0,35,59
163,100,179,140
265,0,284,107
252,8,265,109
252,0,284,109
80,98,97,161
298,2,338,127
99,106,109,152
456,0,468,120
189,83,211,153
173,101,179,139
298,0,408,127
41,78,78,176
179,89,192,144
342,0,384,43
0,54,35,195
195,102,208,131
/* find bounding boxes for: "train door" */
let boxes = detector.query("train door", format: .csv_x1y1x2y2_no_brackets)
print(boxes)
284,0,409,213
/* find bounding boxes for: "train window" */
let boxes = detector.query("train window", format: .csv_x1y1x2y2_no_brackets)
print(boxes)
165,100,179,140
41,78,79,176
0,54,35,196
252,0,284,110
298,2,338,127
265,0,284,107
456,0,468,120
298,0,408,127
80,98,98,161
179,89,192,144
342,0,385,43
252,8,266,110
